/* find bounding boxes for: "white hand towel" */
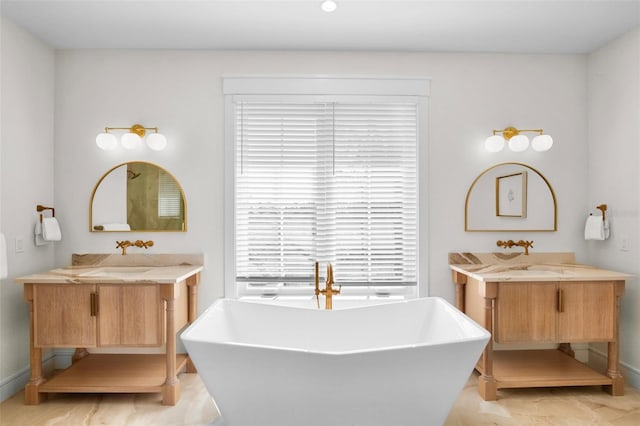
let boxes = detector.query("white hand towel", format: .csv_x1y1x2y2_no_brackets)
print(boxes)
584,215,608,240
42,217,62,241
0,232,7,279
102,223,131,231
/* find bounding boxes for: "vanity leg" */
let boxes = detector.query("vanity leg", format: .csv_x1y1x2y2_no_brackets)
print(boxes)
451,271,466,312
558,343,575,358
25,346,45,405
24,293,45,405
604,282,624,396
162,296,179,405
478,296,497,401
72,348,90,363
184,274,199,374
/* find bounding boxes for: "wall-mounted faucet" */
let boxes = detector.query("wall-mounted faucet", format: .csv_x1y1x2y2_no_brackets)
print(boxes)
314,262,341,310
496,239,534,255
116,239,154,255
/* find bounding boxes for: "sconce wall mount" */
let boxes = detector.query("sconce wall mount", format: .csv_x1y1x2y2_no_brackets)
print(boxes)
96,123,167,151
485,126,553,153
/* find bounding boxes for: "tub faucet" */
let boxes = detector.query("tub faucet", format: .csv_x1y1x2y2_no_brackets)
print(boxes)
315,262,341,310
496,239,534,255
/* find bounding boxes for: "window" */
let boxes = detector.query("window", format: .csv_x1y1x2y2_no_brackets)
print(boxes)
158,171,182,218
224,77,429,300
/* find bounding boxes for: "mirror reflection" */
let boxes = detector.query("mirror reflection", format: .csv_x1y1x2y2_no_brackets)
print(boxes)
90,162,186,232
465,162,557,232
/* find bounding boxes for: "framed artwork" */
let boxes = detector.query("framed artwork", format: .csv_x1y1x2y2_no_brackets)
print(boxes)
496,171,527,217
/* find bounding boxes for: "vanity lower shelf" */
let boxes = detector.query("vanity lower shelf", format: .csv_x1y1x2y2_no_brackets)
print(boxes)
40,354,190,393
476,350,614,389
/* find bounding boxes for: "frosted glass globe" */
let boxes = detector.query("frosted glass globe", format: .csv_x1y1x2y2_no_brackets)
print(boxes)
321,0,337,12
146,133,168,151
484,135,505,152
121,132,142,150
96,133,117,150
531,134,553,151
508,134,530,152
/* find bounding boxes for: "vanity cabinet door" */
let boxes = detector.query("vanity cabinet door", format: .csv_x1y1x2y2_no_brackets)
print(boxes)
495,282,557,343
33,285,97,348
557,281,615,342
97,284,163,346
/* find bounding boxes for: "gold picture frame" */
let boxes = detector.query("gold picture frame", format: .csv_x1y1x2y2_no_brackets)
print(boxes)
496,171,527,218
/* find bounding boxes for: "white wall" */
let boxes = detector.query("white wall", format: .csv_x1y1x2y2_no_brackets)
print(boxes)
53,50,589,313
0,16,56,399
587,28,640,387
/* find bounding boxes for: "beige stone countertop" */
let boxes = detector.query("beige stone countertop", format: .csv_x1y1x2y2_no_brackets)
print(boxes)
448,252,632,282
449,262,632,282
15,264,203,285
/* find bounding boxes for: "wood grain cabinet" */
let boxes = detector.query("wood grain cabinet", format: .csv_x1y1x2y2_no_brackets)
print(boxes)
18,264,202,406
494,281,616,343
451,271,625,401
33,284,163,348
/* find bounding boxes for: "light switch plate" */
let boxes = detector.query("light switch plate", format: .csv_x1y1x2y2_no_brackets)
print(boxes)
15,236,24,253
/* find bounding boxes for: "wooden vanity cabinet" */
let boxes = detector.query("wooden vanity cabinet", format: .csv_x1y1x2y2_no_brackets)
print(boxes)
494,281,616,343
32,284,164,348
452,272,625,401
20,265,201,406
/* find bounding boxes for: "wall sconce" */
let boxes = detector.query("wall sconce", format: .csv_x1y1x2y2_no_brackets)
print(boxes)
96,124,167,151
485,126,553,153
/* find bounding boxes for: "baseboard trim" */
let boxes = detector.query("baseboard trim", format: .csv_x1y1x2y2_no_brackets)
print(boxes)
0,353,55,403
589,347,640,389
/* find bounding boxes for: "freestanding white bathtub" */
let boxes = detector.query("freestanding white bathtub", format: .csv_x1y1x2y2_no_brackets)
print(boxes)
181,297,489,426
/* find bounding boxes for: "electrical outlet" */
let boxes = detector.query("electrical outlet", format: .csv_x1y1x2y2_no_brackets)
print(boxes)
15,236,24,253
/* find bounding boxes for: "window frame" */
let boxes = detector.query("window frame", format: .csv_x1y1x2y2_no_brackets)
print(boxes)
224,76,430,300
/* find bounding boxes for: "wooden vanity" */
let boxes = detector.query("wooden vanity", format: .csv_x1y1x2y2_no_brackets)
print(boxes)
15,254,203,405
449,252,630,401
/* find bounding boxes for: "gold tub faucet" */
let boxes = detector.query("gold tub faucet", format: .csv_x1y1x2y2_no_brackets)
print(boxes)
315,262,341,310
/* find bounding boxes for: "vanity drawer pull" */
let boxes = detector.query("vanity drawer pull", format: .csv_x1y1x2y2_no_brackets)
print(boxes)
90,293,99,316
557,289,564,313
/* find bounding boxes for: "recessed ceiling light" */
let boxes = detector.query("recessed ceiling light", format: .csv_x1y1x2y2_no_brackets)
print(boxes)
321,0,337,13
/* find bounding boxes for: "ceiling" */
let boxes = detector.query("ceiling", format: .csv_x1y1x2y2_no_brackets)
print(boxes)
2,1,639,53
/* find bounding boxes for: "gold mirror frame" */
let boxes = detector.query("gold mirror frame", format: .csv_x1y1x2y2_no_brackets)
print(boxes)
89,161,187,232
465,162,557,232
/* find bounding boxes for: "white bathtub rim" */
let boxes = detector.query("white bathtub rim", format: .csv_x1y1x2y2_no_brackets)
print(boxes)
181,297,490,356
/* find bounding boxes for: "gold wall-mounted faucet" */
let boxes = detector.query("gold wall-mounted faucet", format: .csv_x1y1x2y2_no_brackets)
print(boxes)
496,239,534,255
314,262,341,310
116,240,154,255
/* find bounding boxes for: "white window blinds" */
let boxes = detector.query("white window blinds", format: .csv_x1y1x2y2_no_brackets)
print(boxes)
234,100,418,296
158,171,182,217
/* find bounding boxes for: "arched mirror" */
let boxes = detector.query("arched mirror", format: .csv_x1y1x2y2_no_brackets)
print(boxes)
465,162,557,232
90,162,187,232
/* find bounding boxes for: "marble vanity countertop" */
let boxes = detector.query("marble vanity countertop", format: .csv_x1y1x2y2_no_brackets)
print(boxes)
15,265,203,284
449,252,632,282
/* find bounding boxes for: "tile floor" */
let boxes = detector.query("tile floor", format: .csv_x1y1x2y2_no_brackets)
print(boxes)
1,372,639,425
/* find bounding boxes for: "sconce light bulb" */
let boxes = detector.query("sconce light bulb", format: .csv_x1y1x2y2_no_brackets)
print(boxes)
485,135,505,152
508,134,530,152
96,132,117,150
121,132,142,150
321,0,337,13
531,134,553,152
146,133,168,151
